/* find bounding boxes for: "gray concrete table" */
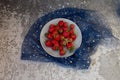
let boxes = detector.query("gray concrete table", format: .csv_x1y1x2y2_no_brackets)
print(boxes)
0,0,120,80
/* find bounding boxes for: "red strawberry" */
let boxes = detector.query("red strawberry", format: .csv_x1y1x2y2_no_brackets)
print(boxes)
52,46,57,50
58,20,64,27
59,49,66,56
63,22,68,27
70,24,75,29
66,42,73,49
62,31,69,38
63,27,68,31
69,46,74,52
47,33,53,39
68,38,73,42
52,30,58,37
54,43,59,46
53,43,59,50
54,34,60,41
49,24,55,29
49,24,55,33
59,46,63,50
45,40,53,47
60,40,66,46
56,25,60,30
71,34,76,41
69,29,74,34
66,42,74,52
53,30,58,34
52,40,58,45
49,28,55,33
52,45,59,50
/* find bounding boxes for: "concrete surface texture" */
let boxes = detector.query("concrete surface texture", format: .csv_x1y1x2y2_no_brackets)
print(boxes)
0,0,120,80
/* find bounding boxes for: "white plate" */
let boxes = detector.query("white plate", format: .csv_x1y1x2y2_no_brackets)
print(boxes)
40,18,82,58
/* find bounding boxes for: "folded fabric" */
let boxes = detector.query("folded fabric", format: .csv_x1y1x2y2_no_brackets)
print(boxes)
21,8,112,69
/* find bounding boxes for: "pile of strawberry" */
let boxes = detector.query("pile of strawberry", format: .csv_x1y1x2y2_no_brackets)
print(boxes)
45,20,77,56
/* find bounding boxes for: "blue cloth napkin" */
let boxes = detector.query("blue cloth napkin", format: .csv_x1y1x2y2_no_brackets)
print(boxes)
21,8,112,69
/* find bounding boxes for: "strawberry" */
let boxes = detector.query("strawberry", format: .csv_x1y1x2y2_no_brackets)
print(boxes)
71,34,76,41
45,40,53,47
52,30,58,37
69,29,74,34
60,40,66,46
59,49,66,56
66,42,74,52
58,20,64,27
63,27,68,31
70,24,75,29
63,22,68,31
49,28,55,33
59,46,63,50
56,25,60,30
49,24,55,29
52,40,58,45
54,42,59,46
66,42,73,49
68,38,73,42
47,33,53,39
53,30,58,34
54,34,60,41
49,24,55,33
63,22,68,27
52,46,57,50
52,45,59,50
62,31,69,38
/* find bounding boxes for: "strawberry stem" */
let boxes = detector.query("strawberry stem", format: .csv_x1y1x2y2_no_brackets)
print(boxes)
69,46,74,52
44,33,48,37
